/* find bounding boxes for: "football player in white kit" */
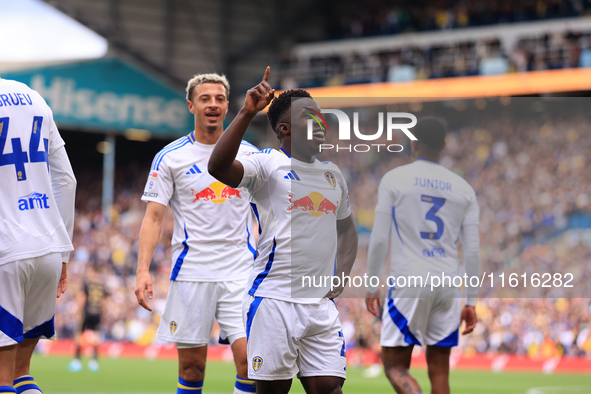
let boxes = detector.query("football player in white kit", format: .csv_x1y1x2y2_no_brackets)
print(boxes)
0,79,76,394
134,74,258,394
209,67,359,394
365,117,480,394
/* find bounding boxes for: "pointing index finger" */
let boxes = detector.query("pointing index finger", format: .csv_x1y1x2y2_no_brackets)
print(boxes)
262,66,270,83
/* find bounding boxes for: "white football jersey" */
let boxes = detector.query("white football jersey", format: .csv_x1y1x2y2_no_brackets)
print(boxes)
142,134,258,282
238,148,351,304
375,159,479,279
0,79,74,266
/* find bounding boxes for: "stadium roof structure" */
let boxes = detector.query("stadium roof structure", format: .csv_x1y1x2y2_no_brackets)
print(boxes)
1,57,192,139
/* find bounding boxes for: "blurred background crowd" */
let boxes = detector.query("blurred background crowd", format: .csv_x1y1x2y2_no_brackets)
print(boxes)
54,99,591,362
324,0,591,39
273,1,591,89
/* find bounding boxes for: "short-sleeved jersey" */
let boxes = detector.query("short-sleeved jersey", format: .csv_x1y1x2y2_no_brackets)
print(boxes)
238,148,351,304
141,134,258,282
375,159,479,279
0,79,73,266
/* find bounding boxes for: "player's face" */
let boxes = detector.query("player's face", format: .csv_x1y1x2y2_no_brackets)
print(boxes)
187,83,229,133
290,98,325,157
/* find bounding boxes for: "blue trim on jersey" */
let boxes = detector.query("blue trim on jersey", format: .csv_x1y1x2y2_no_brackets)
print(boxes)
248,238,276,295
0,304,23,343
279,147,291,158
245,297,263,341
24,315,54,339
338,331,346,357
153,136,191,170
241,140,260,151
170,225,190,281
433,326,459,347
0,386,16,394
415,158,439,164
245,223,257,260
261,148,273,154
151,137,187,169
387,298,421,346
391,206,404,246
188,132,196,144
250,203,262,235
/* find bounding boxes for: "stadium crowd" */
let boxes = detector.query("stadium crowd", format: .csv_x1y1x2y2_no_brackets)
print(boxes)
325,0,590,39
54,112,591,362
276,29,591,88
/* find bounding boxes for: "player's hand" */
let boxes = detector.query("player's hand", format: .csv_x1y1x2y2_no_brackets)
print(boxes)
57,263,68,298
325,285,345,300
460,305,477,335
243,66,275,114
365,292,382,317
135,270,154,312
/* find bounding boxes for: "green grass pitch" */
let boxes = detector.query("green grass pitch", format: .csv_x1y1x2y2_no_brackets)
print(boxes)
30,355,590,393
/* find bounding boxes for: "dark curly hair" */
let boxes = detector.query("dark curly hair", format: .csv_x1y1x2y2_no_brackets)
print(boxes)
413,116,447,150
266,89,312,135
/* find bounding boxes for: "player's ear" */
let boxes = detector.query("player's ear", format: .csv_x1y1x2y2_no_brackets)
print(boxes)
411,140,419,155
278,122,290,139
187,100,195,114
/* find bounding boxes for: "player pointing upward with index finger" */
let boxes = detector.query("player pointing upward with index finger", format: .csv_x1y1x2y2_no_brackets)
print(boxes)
209,67,359,394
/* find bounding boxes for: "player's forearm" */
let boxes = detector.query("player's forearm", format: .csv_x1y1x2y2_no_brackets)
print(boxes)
461,224,481,306
209,108,255,187
335,216,358,278
367,212,391,293
137,215,163,274
49,146,77,262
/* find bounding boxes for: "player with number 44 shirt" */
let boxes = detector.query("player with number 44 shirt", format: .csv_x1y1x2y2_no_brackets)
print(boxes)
0,78,76,394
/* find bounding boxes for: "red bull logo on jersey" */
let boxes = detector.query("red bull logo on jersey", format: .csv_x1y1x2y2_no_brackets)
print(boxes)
191,181,242,204
288,192,337,217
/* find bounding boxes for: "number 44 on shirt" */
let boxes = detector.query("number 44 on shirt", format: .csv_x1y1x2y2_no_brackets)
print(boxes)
0,116,49,181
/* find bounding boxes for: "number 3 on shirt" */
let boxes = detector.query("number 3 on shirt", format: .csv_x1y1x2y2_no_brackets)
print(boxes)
0,116,47,182
420,194,445,240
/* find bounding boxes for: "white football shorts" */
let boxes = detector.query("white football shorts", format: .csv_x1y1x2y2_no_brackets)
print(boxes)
156,279,247,347
381,285,461,348
0,253,62,346
243,296,347,381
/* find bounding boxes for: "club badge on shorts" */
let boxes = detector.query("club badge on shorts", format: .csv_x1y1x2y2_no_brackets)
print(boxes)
170,321,178,334
325,172,336,187
252,356,263,371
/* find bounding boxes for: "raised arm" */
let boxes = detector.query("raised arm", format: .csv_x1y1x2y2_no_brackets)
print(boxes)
209,67,275,187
